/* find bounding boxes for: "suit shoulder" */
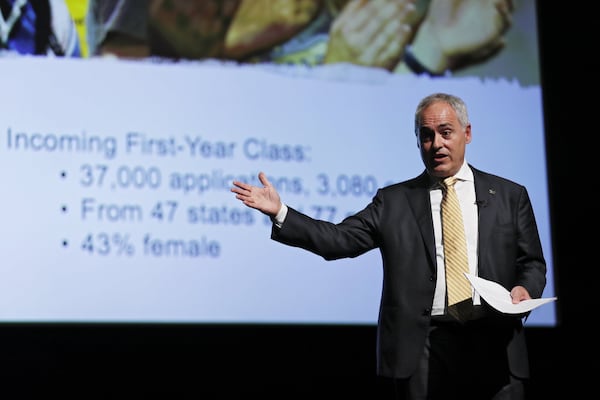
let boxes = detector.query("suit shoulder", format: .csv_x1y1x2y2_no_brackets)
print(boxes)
372,176,429,209
380,174,427,194
471,166,526,190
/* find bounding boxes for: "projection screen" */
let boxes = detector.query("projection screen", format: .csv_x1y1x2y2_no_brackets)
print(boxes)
0,0,556,326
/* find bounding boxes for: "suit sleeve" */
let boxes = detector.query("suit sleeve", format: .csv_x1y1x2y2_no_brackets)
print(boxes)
514,186,547,298
271,193,384,261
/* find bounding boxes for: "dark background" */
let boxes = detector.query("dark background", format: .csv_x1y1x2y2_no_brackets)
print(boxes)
0,1,586,398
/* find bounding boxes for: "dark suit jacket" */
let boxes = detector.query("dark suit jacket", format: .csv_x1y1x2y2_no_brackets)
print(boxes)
271,165,547,379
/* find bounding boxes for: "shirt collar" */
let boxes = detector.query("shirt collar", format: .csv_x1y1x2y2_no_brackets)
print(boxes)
454,161,473,182
427,161,473,189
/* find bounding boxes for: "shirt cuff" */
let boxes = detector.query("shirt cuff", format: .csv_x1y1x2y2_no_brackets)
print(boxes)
272,203,288,228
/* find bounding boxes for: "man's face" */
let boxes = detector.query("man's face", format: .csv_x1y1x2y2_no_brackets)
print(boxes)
417,101,471,178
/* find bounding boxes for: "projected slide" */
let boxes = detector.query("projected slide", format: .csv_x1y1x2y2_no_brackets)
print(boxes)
0,0,555,325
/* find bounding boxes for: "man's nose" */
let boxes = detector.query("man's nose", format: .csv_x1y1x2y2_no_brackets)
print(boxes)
432,132,443,148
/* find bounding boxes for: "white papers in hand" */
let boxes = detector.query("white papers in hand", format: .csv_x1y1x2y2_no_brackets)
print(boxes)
465,274,557,314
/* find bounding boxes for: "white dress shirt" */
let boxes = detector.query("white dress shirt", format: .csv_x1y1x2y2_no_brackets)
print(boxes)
430,161,480,315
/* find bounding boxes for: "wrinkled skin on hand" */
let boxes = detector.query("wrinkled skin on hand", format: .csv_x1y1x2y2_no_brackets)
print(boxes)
231,172,282,217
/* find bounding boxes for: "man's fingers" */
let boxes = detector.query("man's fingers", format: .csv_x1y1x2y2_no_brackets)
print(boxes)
231,181,247,191
258,171,271,188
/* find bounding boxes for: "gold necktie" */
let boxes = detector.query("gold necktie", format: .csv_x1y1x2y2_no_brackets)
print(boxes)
441,177,472,318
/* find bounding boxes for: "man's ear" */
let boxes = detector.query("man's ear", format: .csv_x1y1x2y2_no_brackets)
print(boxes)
465,124,472,144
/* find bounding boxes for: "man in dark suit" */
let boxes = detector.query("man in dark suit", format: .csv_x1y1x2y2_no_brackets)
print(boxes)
231,92,546,400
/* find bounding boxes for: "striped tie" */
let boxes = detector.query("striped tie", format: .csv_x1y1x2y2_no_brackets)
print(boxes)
441,177,472,319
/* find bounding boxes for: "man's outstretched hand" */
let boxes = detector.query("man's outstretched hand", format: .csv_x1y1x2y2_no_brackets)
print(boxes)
231,172,282,217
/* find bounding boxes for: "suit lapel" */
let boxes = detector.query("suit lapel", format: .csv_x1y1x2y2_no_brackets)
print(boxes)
405,169,499,273
473,170,498,274
406,173,437,270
